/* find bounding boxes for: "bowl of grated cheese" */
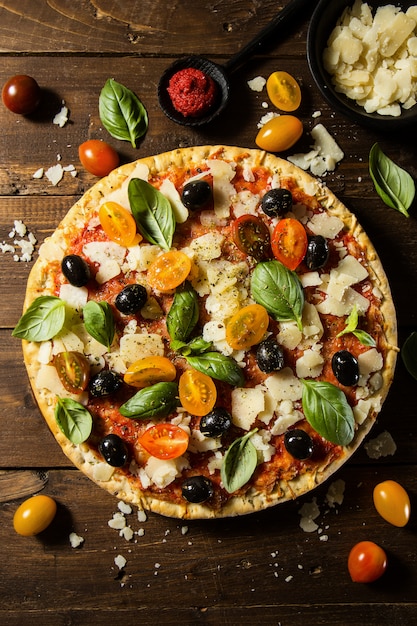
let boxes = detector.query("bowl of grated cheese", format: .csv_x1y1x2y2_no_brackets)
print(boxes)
307,0,417,129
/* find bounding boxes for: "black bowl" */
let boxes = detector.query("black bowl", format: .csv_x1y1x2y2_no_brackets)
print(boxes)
307,0,417,130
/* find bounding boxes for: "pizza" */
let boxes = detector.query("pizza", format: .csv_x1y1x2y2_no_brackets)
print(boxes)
14,145,398,519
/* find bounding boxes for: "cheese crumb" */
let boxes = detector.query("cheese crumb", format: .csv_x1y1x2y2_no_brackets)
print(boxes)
114,554,127,570
364,430,397,458
247,76,266,92
69,532,85,548
53,103,69,127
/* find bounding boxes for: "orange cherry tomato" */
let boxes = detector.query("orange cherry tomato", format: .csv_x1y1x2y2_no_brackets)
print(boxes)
53,351,90,393
123,356,177,388
266,71,302,112
179,369,217,416
13,495,57,536
147,250,192,292
98,201,139,247
78,139,119,177
271,218,307,270
138,423,189,460
255,115,303,153
373,480,411,527
226,304,269,350
348,541,387,583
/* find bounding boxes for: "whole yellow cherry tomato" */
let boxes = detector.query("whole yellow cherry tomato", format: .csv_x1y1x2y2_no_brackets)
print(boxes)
266,71,301,112
13,494,57,536
373,480,410,527
255,115,303,153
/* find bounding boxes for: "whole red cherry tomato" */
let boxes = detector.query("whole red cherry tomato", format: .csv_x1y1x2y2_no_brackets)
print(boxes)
2,75,41,115
78,139,119,177
348,541,387,583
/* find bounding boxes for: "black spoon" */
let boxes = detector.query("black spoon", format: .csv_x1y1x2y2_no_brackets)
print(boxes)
158,0,313,127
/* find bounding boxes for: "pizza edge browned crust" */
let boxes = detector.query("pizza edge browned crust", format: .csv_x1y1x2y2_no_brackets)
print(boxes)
21,145,398,519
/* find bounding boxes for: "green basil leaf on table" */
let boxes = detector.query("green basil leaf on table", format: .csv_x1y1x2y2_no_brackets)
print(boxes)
401,331,417,381
369,143,415,218
167,283,199,343
12,296,66,342
336,305,376,347
221,429,258,493
119,382,179,419
186,352,245,387
83,301,115,350
99,78,148,148
251,260,304,330
55,397,93,444
128,178,176,251
301,379,355,446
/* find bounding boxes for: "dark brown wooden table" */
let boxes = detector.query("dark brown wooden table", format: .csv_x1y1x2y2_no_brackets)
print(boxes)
1,1,417,624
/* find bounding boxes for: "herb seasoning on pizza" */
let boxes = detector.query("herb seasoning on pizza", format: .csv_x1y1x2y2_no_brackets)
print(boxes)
13,146,398,519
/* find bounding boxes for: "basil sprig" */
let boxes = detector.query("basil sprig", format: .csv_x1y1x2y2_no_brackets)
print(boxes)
55,397,93,444
221,429,258,493
119,382,179,419
336,305,376,347
167,283,199,344
369,143,415,218
12,296,66,342
128,178,175,250
83,301,115,350
186,352,245,387
301,379,355,446
251,260,304,330
401,331,417,381
99,78,148,148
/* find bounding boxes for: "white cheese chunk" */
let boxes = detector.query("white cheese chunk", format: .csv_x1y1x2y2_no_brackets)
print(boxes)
251,430,275,463
59,284,88,312
264,367,302,402
159,178,189,224
39,237,65,262
270,401,304,435
296,348,324,378
119,333,164,368
144,456,189,488
206,159,236,219
189,231,224,261
277,323,302,350
83,241,126,284
307,212,344,238
357,348,383,385
231,387,265,431
232,189,260,218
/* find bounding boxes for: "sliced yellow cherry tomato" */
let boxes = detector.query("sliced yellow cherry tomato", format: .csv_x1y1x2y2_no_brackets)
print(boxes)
123,356,177,388
266,71,301,112
139,423,189,460
255,115,303,153
98,201,139,247
147,250,192,292
226,304,269,350
373,480,411,527
13,495,57,536
179,369,217,416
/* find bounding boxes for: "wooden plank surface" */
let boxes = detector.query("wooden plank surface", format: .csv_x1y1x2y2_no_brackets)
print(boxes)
1,1,417,624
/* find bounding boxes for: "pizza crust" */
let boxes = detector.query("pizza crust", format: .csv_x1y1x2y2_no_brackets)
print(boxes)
20,146,398,519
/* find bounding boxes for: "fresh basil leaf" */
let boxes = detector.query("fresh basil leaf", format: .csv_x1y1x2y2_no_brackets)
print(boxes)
119,382,179,419
401,331,417,381
251,260,304,330
128,178,175,250
167,283,199,343
83,301,115,350
369,143,415,217
12,296,66,342
99,78,148,148
301,379,355,446
337,305,376,347
177,336,212,356
55,397,93,444
186,352,245,387
221,429,258,493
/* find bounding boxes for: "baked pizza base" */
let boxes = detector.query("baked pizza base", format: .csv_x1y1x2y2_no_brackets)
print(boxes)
21,146,398,518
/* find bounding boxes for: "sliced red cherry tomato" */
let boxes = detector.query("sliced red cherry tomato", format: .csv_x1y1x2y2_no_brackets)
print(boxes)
373,480,410,527
255,115,303,153
98,201,139,247
232,215,271,261
78,139,119,177
271,218,307,270
266,71,302,112
179,369,217,416
348,541,387,583
54,351,90,393
226,304,269,351
147,250,192,292
13,495,57,536
124,356,177,388
138,423,189,460
2,74,41,115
